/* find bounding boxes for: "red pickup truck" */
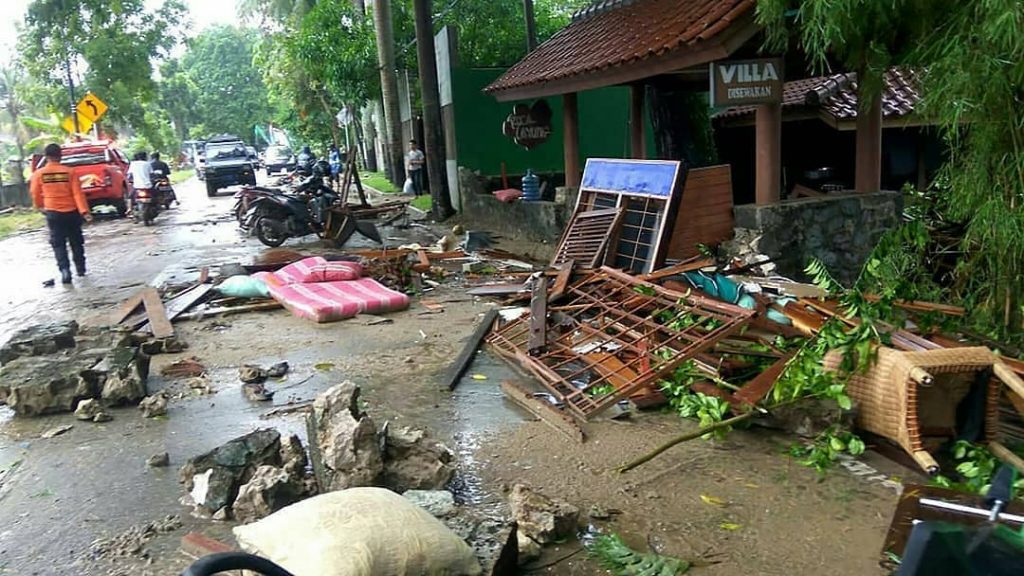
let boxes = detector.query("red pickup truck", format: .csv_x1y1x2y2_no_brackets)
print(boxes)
31,140,131,215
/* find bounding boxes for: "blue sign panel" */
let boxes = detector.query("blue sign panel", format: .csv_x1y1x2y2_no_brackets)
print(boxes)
581,159,681,198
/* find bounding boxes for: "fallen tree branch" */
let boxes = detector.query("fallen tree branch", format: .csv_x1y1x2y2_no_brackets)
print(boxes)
617,412,757,474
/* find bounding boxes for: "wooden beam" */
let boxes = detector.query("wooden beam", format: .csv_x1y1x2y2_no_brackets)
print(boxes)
855,92,883,193
549,260,574,302
755,102,781,204
733,353,795,407
528,276,548,355
141,287,174,339
109,290,145,325
501,380,584,442
442,309,499,390
563,92,580,189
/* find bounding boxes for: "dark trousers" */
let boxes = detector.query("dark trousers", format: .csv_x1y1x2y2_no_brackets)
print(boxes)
410,169,424,197
45,211,85,273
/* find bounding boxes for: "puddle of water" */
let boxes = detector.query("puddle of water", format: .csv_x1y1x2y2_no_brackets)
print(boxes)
447,350,528,506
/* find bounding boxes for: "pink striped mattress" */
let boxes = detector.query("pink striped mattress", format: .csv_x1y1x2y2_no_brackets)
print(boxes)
274,257,363,284
254,269,409,323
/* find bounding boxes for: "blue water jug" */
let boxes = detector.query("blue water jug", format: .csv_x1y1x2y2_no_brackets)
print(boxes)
521,169,540,201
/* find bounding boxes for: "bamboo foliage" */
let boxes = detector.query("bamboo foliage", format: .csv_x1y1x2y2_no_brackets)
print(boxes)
758,0,1024,341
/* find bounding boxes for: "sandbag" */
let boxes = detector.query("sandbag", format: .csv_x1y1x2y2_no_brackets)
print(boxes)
233,487,482,576
217,275,270,299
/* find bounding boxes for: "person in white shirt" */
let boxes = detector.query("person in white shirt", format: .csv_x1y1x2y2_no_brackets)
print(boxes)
405,140,425,197
126,151,154,215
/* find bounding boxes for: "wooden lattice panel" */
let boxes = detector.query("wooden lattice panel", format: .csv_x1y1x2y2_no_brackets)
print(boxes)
551,207,624,269
488,267,754,420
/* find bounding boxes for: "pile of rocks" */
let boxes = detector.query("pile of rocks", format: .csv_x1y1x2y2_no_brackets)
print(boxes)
0,321,151,416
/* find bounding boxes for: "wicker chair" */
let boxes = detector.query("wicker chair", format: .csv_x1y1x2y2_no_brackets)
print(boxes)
824,346,1004,474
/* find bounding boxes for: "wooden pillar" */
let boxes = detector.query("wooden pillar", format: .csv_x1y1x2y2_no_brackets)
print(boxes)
755,102,781,204
855,94,883,193
563,92,580,188
629,84,646,159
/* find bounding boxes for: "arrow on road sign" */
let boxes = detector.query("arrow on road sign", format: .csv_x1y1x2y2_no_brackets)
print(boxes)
76,93,108,123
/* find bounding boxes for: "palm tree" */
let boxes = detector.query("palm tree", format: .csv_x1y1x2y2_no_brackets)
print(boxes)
0,65,31,179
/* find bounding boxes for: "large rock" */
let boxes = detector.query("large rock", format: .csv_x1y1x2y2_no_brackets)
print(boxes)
180,429,282,514
517,532,541,565
383,426,455,493
75,398,103,421
444,510,518,576
403,489,456,518
508,484,579,545
96,346,149,406
232,465,303,523
306,382,383,491
139,393,168,418
0,355,101,416
0,321,78,365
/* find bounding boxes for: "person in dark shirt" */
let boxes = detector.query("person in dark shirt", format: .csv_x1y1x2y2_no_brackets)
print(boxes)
150,152,171,180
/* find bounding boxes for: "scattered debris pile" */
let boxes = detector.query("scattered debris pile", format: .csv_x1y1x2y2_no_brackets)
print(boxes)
0,322,150,416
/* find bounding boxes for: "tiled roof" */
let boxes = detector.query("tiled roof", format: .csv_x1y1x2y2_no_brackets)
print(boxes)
716,68,921,120
485,0,756,98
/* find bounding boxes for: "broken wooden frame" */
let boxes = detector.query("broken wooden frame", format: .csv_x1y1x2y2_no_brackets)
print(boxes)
571,158,686,274
487,267,754,420
550,207,624,269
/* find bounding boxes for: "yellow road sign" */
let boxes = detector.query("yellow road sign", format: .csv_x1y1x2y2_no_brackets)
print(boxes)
76,93,108,123
62,114,94,135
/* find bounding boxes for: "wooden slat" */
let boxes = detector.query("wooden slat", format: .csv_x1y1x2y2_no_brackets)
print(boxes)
141,287,174,339
551,207,624,269
500,381,584,442
733,353,795,407
109,291,145,325
528,276,548,355
549,260,574,302
443,309,500,390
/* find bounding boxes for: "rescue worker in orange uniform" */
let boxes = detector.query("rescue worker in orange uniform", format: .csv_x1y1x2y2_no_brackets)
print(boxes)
30,143,93,284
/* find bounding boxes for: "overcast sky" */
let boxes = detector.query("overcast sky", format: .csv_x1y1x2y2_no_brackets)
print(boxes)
0,0,240,63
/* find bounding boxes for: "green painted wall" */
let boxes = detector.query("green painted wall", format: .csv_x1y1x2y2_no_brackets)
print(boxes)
452,68,648,177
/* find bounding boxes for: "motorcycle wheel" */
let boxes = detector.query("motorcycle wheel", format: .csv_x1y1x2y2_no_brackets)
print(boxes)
255,217,287,247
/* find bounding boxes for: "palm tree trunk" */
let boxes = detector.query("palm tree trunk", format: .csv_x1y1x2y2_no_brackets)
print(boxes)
413,0,454,219
373,0,404,186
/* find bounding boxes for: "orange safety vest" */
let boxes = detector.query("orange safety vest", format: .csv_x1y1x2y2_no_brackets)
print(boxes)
30,161,89,214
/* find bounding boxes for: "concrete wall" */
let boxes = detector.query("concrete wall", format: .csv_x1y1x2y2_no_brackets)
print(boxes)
459,168,569,249
732,191,902,285
1,183,30,207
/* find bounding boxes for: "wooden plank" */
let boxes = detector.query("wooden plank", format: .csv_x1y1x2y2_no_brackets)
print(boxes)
141,287,174,339
110,290,145,325
442,309,500,390
197,266,210,284
528,276,548,355
176,300,282,321
733,353,795,407
642,257,715,281
500,381,584,442
466,283,527,296
549,260,574,302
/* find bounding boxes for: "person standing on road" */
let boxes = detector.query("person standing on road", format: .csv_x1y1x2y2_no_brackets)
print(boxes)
30,143,93,284
328,144,342,189
405,140,425,197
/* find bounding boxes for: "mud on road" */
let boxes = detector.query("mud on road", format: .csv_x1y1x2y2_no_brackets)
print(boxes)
0,176,907,575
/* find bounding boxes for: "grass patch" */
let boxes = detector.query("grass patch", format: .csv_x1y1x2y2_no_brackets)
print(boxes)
169,169,194,185
411,195,432,212
361,171,401,194
0,209,45,240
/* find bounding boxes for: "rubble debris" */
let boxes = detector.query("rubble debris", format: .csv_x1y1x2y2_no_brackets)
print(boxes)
160,357,206,378
232,465,303,523
179,428,282,514
186,376,213,395
508,484,579,545
92,412,112,423
40,424,73,439
74,398,104,421
90,515,182,560
488,267,753,421
266,361,289,378
517,532,542,565
242,382,274,402
500,381,585,442
140,337,188,355
147,452,170,467
550,207,624,269
305,382,382,491
141,286,175,339
443,509,518,576
588,505,612,520
279,434,312,492
383,426,455,493
442,309,499,391
239,364,268,384
403,489,456,518
139,393,168,418
0,320,78,364
1,356,98,415
98,347,149,406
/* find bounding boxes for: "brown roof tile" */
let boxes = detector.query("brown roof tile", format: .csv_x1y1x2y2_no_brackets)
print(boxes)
485,0,756,96
716,68,921,121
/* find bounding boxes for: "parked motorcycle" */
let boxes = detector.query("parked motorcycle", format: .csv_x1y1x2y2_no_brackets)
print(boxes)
133,187,161,226
243,185,338,247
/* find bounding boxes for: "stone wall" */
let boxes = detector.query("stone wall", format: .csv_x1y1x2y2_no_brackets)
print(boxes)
1,183,30,207
459,168,571,253
731,191,902,285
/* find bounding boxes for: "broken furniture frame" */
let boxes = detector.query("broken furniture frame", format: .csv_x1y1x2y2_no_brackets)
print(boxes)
487,266,753,421
550,207,624,269
570,158,686,275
